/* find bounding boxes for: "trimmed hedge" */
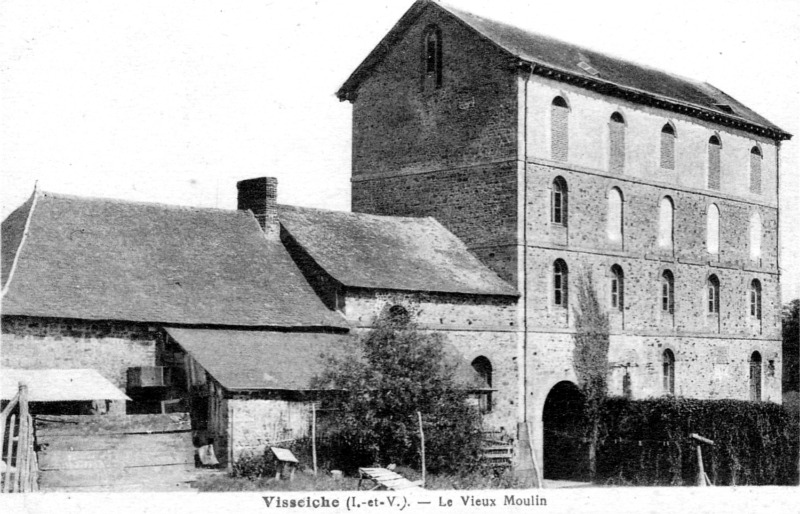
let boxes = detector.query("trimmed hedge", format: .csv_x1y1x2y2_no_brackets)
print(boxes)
596,397,799,486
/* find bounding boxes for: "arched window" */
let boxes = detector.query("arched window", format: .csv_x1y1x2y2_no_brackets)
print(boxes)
610,264,624,311
707,275,720,314
388,304,410,325
609,112,626,172
708,136,721,190
553,259,568,308
660,123,676,170
663,349,675,394
706,204,720,255
422,26,442,89
750,146,762,194
607,188,623,242
551,96,569,161
750,279,762,320
749,211,762,261
551,177,568,225
749,351,762,401
661,270,674,314
471,356,492,413
658,196,674,249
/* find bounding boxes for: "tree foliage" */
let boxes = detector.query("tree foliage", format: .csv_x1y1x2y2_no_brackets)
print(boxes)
312,308,484,474
571,271,610,479
782,299,799,403
598,397,799,485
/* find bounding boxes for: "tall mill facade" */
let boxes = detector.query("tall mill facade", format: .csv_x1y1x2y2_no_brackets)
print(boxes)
337,0,792,463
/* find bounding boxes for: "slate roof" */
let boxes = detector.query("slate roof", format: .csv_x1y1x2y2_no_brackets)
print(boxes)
166,328,354,391
1,191,346,329
278,204,517,296
337,0,791,141
166,327,488,391
1,369,130,402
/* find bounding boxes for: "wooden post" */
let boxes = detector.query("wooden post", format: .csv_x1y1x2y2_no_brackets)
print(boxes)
417,411,425,488
696,445,706,487
3,414,15,493
311,403,318,476
16,384,29,492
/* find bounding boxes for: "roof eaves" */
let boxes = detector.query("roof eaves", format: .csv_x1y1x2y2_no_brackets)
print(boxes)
519,61,792,141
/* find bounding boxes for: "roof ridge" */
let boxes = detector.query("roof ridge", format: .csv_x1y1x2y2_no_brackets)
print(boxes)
36,190,244,215
438,2,708,89
279,203,438,224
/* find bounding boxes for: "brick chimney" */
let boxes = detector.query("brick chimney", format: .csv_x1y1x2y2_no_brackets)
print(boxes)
237,177,279,239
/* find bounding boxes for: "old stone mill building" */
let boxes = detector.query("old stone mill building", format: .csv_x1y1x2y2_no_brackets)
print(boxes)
0,0,791,482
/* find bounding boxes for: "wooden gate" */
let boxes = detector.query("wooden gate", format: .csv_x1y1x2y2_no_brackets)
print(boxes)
35,413,196,492
1,384,38,493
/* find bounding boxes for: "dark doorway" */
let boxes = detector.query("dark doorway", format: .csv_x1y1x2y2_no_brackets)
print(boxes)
542,380,588,481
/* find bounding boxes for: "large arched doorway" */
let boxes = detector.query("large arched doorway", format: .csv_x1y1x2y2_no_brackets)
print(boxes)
542,381,588,481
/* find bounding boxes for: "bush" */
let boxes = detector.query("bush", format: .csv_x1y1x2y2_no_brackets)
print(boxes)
597,397,799,486
311,310,485,475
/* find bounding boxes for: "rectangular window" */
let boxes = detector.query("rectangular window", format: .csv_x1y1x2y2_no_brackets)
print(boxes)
552,190,562,224
611,278,619,308
554,275,563,305
662,283,668,312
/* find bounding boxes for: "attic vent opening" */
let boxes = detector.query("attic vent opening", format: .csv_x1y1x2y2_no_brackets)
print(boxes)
577,61,599,76
714,103,735,114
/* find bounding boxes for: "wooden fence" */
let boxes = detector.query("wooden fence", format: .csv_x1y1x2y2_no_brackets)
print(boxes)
35,413,196,492
1,384,38,493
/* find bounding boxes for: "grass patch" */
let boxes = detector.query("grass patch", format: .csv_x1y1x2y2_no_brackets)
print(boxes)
194,466,529,492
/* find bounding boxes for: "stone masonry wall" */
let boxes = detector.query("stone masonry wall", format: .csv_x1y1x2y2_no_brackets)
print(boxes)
227,397,312,462
1,316,158,394
346,290,519,433
351,4,517,177
352,162,518,284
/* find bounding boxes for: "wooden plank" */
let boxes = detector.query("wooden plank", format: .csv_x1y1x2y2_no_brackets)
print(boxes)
38,449,193,470
35,414,191,435
39,464,196,489
38,432,192,452
44,482,196,493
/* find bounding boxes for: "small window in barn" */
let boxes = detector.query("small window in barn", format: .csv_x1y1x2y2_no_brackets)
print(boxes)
553,259,569,308
749,211,762,262
661,270,675,315
707,274,720,314
660,123,676,170
551,176,568,226
663,349,675,395
749,351,762,401
708,135,721,190
607,187,623,242
423,26,443,89
609,112,626,173
551,96,570,161
750,146,762,194
387,305,410,325
750,279,762,320
658,196,674,250
706,204,720,255
471,356,493,414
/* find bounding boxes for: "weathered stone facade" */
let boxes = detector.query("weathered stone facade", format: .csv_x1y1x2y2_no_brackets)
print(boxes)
1,316,159,414
344,2,785,470
344,289,519,432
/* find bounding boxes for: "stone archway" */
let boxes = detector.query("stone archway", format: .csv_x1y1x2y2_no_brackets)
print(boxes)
542,380,588,481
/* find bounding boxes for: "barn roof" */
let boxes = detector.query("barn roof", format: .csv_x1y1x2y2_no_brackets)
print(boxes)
166,328,353,391
1,369,130,402
278,204,517,297
166,327,489,392
1,191,346,329
337,0,791,141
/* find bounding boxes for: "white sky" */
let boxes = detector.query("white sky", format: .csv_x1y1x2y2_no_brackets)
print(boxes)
1,0,798,301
